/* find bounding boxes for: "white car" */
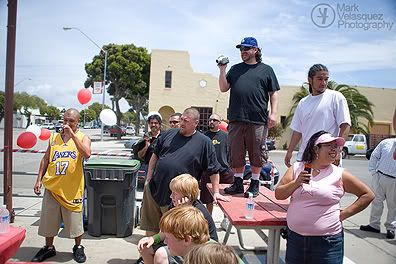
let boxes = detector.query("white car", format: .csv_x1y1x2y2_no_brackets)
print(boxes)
126,126,135,135
42,123,55,130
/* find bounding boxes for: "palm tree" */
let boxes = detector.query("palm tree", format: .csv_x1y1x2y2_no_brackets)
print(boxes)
286,81,374,134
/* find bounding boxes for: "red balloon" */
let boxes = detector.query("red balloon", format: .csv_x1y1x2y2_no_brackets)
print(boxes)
17,132,37,149
39,128,51,140
77,88,92,105
219,121,228,131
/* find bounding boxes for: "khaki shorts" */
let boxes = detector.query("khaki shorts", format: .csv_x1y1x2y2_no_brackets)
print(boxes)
140,183,169,233
228,121,268,168
38,190,83,238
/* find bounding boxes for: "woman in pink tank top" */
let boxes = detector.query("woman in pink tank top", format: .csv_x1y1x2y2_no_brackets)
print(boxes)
275,131,374,264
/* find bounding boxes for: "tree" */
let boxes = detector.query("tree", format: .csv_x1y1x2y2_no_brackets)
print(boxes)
122,111,137,126
84,44,150,139
14,92,47,127
286,81,374,134
42,105,61,121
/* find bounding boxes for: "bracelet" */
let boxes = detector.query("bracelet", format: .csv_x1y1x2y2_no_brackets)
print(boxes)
153,233,161,244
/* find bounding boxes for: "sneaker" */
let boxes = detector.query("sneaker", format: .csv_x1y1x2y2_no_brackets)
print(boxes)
224,177,244,195
360,225,380,233
386,230,395,239
244,179,260,198
31,245,56,262
73,245,87,263
220,217,236,234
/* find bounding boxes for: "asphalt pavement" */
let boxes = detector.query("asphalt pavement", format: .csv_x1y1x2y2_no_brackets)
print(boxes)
1,128,395,263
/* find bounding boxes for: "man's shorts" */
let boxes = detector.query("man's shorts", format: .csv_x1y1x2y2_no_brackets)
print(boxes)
140,183,169,233
228,121,268,168
200,170,234,204
38,190,83,238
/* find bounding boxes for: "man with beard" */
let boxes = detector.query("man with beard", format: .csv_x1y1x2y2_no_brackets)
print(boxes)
140,108,230,236
200,114,233,214
218,37,280,198
137,112,162,172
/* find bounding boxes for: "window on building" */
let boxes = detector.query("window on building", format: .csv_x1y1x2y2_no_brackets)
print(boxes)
192,106,213,132
165,71,172,88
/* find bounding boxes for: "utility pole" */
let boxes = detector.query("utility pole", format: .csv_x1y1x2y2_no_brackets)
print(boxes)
3,0,18,223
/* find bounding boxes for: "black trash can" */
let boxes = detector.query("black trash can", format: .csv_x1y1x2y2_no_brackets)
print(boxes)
84,157,140,237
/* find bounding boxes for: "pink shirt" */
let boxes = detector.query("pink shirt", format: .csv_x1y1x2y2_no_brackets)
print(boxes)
287,162,344,236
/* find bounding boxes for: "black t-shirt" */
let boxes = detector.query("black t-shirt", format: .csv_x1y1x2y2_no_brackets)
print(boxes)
169,200,218,242
226,62,280,125
149,129,221,206
204,130,230,173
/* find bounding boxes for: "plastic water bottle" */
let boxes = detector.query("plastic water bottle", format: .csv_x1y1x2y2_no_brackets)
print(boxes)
0,205,10,234
245,192,254,219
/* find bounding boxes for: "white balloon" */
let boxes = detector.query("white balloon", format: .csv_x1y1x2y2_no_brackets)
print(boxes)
26,124,42,137
99,109,117,126
118,97,130,114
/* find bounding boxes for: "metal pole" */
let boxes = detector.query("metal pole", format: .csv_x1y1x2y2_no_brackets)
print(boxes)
63,27,107,141
3,0,17,223
100,51,107,141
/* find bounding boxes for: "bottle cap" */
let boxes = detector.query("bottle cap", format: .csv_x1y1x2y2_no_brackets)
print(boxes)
248,192,253,198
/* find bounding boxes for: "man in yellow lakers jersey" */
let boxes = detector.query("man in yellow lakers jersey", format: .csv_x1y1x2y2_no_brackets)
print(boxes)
31,108,91,263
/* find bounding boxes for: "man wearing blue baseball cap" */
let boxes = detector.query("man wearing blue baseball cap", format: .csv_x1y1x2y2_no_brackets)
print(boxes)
218,36,280,198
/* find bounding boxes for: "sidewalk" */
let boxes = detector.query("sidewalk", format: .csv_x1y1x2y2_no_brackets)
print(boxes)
6,140,396,263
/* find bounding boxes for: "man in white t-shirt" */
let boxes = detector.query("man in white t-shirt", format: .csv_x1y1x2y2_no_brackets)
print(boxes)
284,64,351,167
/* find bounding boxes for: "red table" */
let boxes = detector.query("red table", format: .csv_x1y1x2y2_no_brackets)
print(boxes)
0,226,26,264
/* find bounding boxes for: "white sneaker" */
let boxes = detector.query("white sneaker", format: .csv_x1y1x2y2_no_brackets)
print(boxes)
220,217,236,234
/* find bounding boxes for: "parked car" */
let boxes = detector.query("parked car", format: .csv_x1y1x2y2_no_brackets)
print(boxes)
109,125,126,137
42,123,55,130
126,126,136,135
266,138,276,151
342,134,368,158
124,138,140,149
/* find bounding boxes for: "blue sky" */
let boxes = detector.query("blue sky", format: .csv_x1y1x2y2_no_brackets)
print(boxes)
1,0,395,110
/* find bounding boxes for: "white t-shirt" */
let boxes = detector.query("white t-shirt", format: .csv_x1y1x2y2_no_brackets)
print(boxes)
290,89,351,160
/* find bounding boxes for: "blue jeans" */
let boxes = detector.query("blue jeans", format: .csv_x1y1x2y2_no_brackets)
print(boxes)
286,229,344,264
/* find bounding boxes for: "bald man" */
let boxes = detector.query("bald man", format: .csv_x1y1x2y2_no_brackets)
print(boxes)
32,108,91,263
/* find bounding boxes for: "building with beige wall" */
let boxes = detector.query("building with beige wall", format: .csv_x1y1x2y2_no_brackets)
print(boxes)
149,49,396,143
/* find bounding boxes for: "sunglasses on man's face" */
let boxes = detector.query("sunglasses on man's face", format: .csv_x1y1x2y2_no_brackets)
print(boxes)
209,119,220,123
169,121,179,124
239,46,254,52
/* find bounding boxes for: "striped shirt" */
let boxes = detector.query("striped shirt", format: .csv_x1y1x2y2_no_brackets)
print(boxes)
368,138,396,177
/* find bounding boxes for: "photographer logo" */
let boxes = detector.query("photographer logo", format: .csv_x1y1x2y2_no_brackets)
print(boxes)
311,3,336,28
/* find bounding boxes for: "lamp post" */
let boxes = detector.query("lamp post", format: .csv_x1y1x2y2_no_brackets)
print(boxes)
63,26,107,141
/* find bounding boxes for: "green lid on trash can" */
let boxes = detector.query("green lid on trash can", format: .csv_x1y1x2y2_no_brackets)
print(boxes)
85,157,140,170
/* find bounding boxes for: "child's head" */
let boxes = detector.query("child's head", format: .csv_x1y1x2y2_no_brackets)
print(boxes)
160,205,209,256
184,243,239,264
169,174,199,206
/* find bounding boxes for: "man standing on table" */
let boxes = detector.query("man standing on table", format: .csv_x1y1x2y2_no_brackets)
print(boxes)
32,108,91,263
218,36,280,198
140,107,230,236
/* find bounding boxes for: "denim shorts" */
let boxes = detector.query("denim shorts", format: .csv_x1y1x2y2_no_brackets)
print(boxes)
286,229,344,264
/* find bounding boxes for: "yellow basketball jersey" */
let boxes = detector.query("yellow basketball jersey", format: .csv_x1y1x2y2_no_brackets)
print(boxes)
42,131,86,212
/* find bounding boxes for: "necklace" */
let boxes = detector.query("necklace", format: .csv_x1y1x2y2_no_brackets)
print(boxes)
312,167,321,174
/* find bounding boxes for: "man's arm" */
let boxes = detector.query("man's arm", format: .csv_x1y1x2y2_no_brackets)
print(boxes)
72,134,91,159
368,143,381,174
138,141,149,160
34,144,50,195
218,64,230,92
268,91,279,128
209,173,230,203
284,131,302,167
338,123,350,139
146,153,158,182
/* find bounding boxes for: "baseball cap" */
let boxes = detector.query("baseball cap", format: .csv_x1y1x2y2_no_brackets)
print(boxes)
209,114,221,121
236,37,258,48
314,133,345,146
147,111,162,120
